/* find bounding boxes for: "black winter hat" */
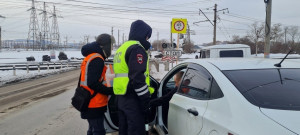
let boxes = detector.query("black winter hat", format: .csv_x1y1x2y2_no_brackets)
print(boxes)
129,20,152,50
96,34,115,58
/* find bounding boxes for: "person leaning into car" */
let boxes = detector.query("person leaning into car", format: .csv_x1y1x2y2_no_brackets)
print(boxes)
149,71,190,126
80,34,115,135
149,71,184,107
113,20,154,135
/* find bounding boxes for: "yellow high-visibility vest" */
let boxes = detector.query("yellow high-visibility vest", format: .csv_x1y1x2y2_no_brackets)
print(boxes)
113,40,154,95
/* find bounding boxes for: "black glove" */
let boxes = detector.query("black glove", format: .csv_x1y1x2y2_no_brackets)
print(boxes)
108,87,115,95
144,107,151,124
141,99,150,113
141,99,150,123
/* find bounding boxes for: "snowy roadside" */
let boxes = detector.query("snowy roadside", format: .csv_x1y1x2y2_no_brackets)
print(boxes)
0,50,82,87
0,67,79,87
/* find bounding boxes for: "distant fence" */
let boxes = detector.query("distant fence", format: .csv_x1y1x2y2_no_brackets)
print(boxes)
0,61,82,76
149,59,180,72
1,58,182,76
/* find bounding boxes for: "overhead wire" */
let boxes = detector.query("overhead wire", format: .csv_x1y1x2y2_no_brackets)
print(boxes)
219,19,231,38
66,0,206,13
33,0,198,15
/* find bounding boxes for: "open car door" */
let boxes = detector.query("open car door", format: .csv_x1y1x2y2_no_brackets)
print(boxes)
153,63,189,135
103,62,160,133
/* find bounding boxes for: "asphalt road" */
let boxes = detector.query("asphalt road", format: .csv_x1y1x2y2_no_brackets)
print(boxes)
0,69,118,135
0,69,80,115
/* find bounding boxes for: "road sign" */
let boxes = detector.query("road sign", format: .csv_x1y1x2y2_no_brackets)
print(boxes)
172,18,187,34
164,50,182,57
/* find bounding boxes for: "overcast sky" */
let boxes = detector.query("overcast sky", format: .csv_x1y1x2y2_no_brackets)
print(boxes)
0,0,300,45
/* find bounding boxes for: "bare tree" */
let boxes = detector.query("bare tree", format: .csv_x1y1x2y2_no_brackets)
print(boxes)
247,22,264,56
182,41,194,53
229,35,255,54
284,26,289,44
271,23,284,43
288,26,299,45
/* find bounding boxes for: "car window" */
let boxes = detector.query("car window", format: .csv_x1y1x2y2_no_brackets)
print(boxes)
223,69,300,110
219,50,243,57
178,67,212,99
206,50,210,58
164,69,186,91
210,79,224,99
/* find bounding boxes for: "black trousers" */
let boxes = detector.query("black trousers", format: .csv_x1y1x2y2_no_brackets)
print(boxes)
117,94,146,135
87,113,106,135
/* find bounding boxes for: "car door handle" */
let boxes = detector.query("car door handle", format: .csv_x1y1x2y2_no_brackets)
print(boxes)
187,108,198,116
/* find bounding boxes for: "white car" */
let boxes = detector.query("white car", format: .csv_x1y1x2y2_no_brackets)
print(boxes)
104,58,300,135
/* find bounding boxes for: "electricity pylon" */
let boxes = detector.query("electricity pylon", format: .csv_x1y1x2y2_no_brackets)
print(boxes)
40,2,50,50
27,0,40,51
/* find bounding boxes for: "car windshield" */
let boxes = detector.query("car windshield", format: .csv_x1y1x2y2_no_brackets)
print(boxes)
223,69,300,110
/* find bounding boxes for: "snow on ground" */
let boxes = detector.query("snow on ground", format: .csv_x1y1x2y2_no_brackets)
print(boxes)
251,53,300,58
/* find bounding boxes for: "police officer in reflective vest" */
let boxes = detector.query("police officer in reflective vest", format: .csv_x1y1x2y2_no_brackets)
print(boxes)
113,20,154,135
80,34,115,135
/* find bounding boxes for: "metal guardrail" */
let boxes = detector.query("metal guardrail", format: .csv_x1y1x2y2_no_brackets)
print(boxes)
0,61,82,71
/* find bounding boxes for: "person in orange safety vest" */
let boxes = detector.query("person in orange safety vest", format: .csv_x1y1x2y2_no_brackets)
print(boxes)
80,33,115,135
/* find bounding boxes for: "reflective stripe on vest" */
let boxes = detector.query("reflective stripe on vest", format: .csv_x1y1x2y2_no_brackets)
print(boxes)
80,53,108,108
113,40,154,95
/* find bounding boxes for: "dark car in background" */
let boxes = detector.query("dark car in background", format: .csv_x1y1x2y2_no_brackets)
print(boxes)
58,52,68,60
42,55,51,62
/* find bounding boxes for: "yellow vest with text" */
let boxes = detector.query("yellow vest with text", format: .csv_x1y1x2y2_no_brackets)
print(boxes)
113,40,154,95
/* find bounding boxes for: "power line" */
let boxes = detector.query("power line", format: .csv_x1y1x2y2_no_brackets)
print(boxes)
224,13,264,22
220,18,251,26
66,0,199,13
220,20,231,39
32,0,198,15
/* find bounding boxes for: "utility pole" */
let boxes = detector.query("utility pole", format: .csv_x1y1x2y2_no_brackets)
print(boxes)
157,32,159,41
213,4,217,45
118,29,119,47
170,21,173,49
122,33,124,44
39,32,42,50
0,26,2,52
64,36,68,50
84,35,90,44
187,24,191,43
0,15,4,52
284,26,288,44
27,0,40,51
199,5,228,45
111,27,114,36
264,0,272,58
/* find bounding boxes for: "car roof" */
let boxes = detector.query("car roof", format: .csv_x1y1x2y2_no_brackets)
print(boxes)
202,44,250,50
183,58,300,70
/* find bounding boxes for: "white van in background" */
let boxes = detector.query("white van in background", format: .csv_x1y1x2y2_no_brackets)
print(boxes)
199,44,251,58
